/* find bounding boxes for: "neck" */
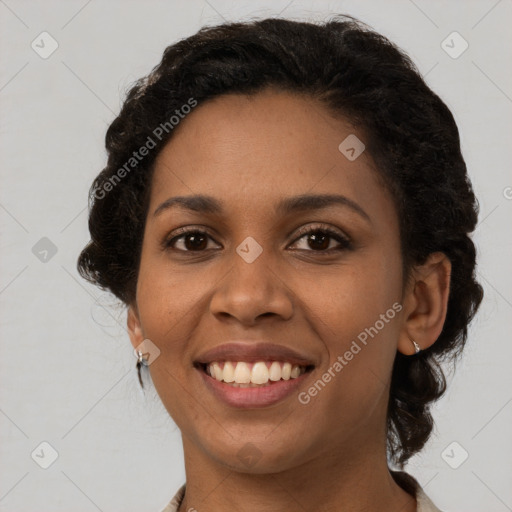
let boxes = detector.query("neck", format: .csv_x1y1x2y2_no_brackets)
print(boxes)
177,434,416,512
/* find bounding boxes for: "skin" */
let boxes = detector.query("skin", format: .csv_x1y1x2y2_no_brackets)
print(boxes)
127,88,451,512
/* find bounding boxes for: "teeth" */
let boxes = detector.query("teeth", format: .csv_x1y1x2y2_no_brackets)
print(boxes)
213,362,223,381
206,361,307,385
282,362,292,380
223,361,235,382
234,362,251,383
251,362,269,384
269,361,281,381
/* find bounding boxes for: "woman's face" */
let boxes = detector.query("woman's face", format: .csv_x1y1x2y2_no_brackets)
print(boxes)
128,89,408,472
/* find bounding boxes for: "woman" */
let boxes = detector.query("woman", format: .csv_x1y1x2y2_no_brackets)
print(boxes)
77,15,483,512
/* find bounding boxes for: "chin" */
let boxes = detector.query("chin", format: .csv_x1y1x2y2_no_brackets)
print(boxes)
202,433,311,475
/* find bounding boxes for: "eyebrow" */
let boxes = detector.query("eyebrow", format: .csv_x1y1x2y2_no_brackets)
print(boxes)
153,193,371,223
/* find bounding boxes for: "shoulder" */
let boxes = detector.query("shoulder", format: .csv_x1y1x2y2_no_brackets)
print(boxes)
159,483,185,512
160,476,444,512
391,470,443,512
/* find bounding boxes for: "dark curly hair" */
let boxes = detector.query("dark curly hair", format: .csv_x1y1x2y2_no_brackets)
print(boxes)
77,15,483,468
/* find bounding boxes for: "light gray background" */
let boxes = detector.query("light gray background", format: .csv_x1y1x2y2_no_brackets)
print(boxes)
1,1,511,511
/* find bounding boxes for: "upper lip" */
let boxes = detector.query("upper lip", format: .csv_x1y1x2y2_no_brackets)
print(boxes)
194,342,317,367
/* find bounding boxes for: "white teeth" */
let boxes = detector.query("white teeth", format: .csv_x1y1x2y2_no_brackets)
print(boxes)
282,362,292,380
222,361,235,382
205,360,307,385
269,361,282,381
251,362,269,384
213,362,223,381
234,362,251,384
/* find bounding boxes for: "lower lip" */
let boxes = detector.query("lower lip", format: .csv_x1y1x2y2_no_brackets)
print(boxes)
197,367,312,409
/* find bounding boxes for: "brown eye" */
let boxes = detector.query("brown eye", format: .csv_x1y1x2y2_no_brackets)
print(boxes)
290,226,352,253
305,231,330,250
162,225,351,254
164,229,218,252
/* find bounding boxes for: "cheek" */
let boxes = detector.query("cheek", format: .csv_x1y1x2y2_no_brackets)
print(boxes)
134,254,205,413
307,249,402,345
135,248,204,343
302,245,403,402
295,282,401,440
136,269,205,431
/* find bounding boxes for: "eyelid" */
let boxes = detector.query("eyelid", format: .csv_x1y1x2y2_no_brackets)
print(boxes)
161,225,218,251
292,223,350,243
288,223,352,252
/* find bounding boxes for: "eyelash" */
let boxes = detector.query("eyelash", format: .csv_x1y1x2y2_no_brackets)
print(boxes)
162,224,352,255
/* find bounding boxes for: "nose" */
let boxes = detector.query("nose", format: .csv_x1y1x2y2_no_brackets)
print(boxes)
209,244,294,326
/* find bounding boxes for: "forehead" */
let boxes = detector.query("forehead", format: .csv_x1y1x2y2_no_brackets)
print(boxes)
149,89,394,223
155,89,357,170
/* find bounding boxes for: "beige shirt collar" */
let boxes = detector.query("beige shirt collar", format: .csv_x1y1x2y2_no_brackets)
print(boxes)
159,471,442,512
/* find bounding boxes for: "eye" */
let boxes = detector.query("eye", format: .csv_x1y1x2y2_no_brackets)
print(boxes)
162,224,352,253
162,227,219,252
289,224,352,253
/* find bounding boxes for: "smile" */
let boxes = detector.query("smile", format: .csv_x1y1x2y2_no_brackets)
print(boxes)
196,361,315,408
205,360,311,386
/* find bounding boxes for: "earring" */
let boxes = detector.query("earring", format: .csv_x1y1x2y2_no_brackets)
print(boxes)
136,350,148,388
411,339,421,354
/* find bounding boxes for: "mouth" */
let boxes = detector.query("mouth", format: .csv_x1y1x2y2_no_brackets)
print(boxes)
194,359,315,408
195,360,315,387
193,341,317,408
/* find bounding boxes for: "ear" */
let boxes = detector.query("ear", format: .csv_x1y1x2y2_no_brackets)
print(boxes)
127,303,145,351
397,252,452,355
